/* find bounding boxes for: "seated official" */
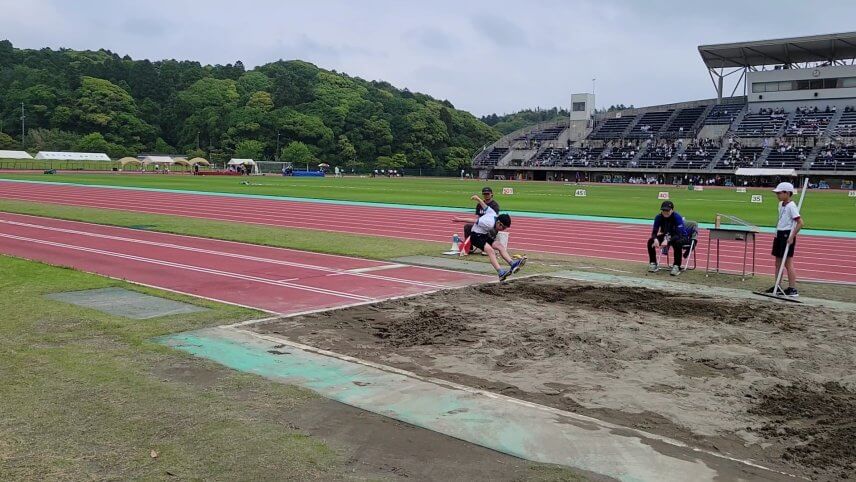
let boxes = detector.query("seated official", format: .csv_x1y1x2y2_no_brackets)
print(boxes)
647,201,689,276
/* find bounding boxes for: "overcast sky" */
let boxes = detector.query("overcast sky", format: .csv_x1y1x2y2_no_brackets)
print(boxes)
3,0,856,116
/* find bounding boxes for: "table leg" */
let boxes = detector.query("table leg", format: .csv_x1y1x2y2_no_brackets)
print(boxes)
706,236,711,276
716,239,720,273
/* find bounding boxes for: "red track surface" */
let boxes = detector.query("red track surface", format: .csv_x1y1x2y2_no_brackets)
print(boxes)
0,212,487,315
0,181,854,284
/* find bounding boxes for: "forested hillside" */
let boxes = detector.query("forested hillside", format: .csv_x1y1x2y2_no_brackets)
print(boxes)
0,40,499,171
480,107,569,135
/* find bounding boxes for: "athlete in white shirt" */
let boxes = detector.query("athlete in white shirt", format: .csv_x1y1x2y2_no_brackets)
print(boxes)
454,195,525,281
766,182,804,297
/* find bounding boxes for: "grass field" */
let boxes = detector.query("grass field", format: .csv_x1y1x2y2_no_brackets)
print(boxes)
0,254,586,480
0,256,340,480
1,172,854,231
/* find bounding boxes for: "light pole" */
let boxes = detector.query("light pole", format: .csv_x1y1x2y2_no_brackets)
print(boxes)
20,102,26,148
276,131,281,161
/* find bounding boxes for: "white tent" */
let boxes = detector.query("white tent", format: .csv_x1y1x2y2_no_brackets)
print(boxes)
228,158,259,174
0,150,33,159
734,168,797,177
35,151,111,161
140,155,175,165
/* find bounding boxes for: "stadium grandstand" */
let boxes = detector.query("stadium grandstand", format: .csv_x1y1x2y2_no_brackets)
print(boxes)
473,32,856,187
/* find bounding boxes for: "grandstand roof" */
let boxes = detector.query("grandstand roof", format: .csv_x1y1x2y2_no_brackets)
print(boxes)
699,32,856,68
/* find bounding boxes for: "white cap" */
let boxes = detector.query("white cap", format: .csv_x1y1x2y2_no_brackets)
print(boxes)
772,182,795,193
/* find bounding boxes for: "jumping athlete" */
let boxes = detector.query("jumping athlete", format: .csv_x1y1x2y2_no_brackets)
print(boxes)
455,195,525,281
452,186,500,254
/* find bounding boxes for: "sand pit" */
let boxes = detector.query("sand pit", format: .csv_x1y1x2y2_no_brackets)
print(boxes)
253,277,856,480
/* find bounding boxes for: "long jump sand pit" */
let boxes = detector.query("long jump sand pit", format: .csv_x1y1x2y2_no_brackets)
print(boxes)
252,277,855,479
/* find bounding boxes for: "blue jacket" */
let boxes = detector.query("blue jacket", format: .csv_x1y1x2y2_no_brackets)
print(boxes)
651,212,688,239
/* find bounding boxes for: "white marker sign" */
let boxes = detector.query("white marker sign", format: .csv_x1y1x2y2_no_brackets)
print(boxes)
694,186,704,192
848,190,856,197
658,191,670,200
574,189,587,197
736,187,747,193
751,195,763,203
502,187,514,195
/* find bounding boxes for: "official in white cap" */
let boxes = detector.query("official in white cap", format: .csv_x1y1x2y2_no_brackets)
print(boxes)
765,181,804,296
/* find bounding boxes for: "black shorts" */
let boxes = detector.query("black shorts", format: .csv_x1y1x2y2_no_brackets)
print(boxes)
771,230,796,258
469,231,495,251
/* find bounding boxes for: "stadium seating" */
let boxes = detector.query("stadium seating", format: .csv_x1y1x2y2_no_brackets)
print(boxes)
589,116,636,140
626,110,674,139
601,145,638,162
714,145,763,169
563,147,604,167
661,106,707,138
832,108,856,137
764,143,809,169
734,109,787,137
784,108,832,137
476,147,508,166
637,142,678,168
527,147,567,166
810,144,856,171
704,104,743,126
671,139,717,170
530,127,565,141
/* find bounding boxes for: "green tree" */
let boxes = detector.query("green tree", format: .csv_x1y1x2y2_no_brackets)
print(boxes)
337,135,358,168
0,132,20,150
74,77,155,150
234,139,265,160
153,137,174,154
75,132,111,154
444,146,472,171
246,91,274,111
375,153,407,170
280,141,315,166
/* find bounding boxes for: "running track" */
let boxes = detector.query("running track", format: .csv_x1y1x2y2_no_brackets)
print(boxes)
0,212,486,315
0,180,854,284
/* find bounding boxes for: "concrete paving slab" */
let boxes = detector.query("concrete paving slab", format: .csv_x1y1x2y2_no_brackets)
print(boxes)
46,287,207,319
391,255,498,274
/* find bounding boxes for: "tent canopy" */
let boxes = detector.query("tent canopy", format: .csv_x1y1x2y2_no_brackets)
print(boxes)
118,157,141,165
228,158,256,165
0,150,33,159
189,157,210,166
735,168,797,177
35,151,110,161
141,155,175,165
172,157,191,166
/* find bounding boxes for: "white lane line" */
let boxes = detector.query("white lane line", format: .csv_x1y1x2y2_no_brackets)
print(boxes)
0,232,373,302
5,189,855,256
0,219,451,290
1,199,851,281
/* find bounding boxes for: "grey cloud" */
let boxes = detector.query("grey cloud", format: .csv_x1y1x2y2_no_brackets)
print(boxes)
405,27,457,51
470,14,529,49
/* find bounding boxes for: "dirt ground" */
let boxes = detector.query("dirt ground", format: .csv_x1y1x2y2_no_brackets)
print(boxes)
254,277,856,481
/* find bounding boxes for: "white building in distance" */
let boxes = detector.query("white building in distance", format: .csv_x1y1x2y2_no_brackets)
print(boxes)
35,151,111,161
0,150,33,159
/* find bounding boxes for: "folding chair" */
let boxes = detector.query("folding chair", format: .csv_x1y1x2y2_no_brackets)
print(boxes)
681,221,699,271
656,221,698,271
